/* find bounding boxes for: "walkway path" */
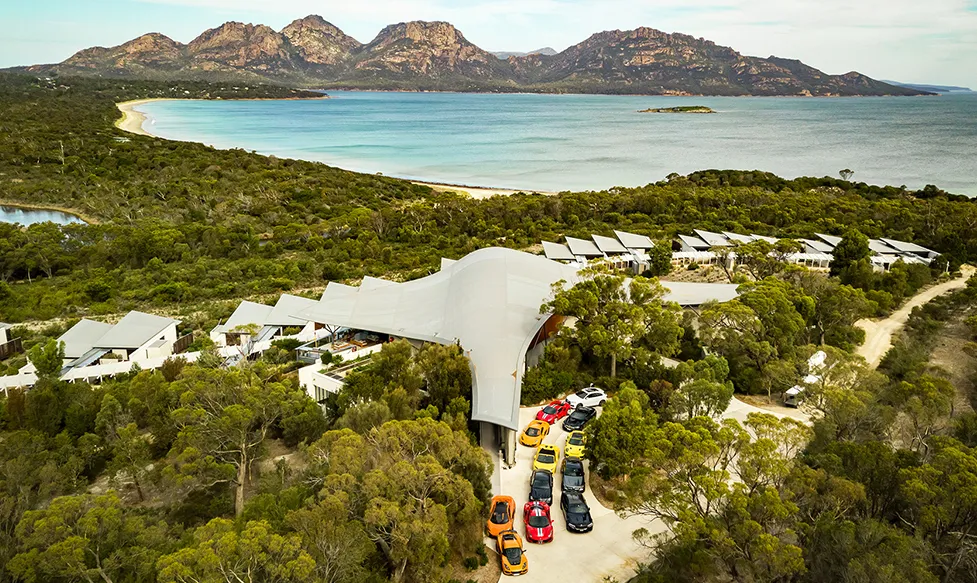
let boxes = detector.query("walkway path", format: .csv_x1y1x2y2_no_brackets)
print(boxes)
855,266,973,368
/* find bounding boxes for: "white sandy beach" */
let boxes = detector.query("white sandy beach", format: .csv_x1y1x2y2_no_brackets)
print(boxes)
113,99,552,199
115,98,170,136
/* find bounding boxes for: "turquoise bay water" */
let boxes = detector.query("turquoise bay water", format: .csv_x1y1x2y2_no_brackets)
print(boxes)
0,205,83,226
140,91,977,196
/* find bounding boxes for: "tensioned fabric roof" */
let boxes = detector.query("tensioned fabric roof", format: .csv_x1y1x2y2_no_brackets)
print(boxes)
815,233,842,248
592,234,629,254
58,319,114,359
213,301,274,335
678,234,711,249
881,238,936,256
565,236,604,257
869,239,901,255
296,247,581,430
93,312,179,351
542,241,576,261
614,230,654,250
294,247,740,430
266,294,318,327
694,229,731,247
722,232,755,244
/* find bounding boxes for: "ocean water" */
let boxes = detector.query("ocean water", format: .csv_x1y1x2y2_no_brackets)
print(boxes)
0,205,83,226
139,91,977,196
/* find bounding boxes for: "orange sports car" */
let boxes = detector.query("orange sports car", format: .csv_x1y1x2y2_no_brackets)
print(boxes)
486,495,516,537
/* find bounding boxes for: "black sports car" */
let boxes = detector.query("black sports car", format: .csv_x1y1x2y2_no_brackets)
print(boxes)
561,457,586,493
562,406,597,431
529,469,554,505
561,492,593,533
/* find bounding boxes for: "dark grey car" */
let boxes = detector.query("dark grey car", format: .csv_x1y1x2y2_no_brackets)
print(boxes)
529,469,554,505
561,457,586,493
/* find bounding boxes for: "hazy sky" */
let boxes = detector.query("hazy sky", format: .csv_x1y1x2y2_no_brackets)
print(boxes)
2,0,976,87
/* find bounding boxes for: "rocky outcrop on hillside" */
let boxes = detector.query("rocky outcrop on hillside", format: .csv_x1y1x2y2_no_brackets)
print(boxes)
282,15,361,67
351,21,514,83
37,16,930,96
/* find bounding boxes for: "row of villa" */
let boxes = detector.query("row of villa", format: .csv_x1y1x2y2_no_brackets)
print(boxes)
541,229,940,273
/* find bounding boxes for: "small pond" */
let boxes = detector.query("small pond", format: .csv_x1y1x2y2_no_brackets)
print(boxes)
0,205,84,226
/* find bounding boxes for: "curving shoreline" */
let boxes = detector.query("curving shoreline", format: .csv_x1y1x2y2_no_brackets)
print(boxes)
116,98,172,136
113,99,553,200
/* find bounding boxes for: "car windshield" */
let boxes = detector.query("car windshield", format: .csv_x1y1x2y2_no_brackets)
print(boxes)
528,514,549,528
536,453,555,464
569,435,584,445
570,410,587,420
569,503,589,514
574,390,589,398
565,462,583,476
525,427,539,437
491,502,509,523
542,405,557,415
503,547,522,565
532,472,550,486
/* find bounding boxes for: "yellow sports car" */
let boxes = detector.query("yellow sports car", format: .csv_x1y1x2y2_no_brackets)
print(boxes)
496,529,528,576
564,431,586,458
520,420,550,447
533,444,559,473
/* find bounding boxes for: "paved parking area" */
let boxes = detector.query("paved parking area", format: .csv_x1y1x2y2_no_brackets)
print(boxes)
486,397,810,581
487,404,664,583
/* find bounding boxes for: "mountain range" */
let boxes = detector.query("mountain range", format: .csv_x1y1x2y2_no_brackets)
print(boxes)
17,15,930,96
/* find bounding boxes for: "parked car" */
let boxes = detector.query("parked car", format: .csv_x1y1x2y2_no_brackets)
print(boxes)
520,419,550,447
536,399,573,424
529,469,554,505
533,444,560,473
496,529,529,576
561,492,594,533
561,457,586,493
564,430,587,458
562,406,597,432
565,386,607,409
523,500,554,543
486,495,516,537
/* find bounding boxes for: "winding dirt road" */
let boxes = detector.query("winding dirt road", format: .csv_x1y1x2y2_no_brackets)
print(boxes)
856,266,974,368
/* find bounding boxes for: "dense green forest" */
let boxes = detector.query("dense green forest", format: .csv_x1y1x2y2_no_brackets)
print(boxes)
1,72,977,582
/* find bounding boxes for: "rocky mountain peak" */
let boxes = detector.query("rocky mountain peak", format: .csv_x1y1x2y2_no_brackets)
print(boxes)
282,15,362,65
368,21,470,50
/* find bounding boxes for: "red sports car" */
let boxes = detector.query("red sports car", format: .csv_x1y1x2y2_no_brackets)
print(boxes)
523,500,554,543
536,400,572,424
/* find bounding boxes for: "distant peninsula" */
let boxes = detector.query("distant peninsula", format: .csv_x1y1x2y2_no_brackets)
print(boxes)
640,106,716,114
7,15,933,97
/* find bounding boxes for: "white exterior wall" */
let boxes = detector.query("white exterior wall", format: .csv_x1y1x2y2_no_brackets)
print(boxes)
0,328,8,344
133,323,179,361
209,328,227,347
298,364,345,403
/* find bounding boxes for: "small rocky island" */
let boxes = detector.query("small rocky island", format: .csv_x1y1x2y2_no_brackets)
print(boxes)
639,106,716,114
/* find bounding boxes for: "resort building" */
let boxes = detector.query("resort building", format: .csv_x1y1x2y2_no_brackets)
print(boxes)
283,246,739,465
209,294,319,353
542,230,662,273
0,311,192,391
58,311,186,372
668,230,939,272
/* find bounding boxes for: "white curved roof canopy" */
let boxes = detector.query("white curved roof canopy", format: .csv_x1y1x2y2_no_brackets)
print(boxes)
297,248,580,429
295,247,739,430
